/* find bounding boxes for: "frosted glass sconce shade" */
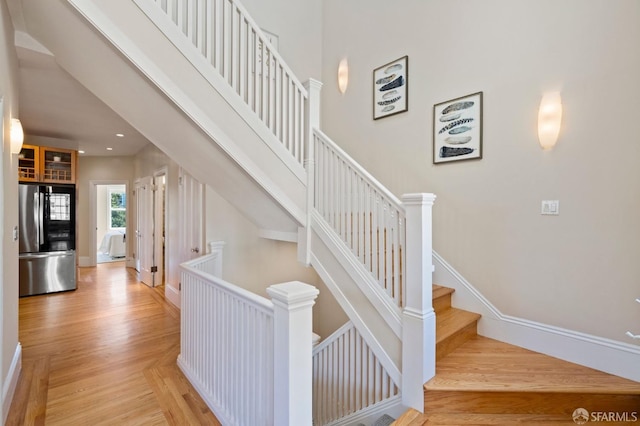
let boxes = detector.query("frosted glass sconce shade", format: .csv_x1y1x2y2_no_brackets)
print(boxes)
338,58,349,94
10,118,24,154
538,93,562,150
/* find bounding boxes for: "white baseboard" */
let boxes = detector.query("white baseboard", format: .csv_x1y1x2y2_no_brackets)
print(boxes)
2,343,22,424
126,257,136,269
165,284,181,309
78,256,91,267
433,251,640,382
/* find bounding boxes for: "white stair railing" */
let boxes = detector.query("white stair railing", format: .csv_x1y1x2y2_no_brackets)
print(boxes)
312,322,400,425
136,0,308,164
311,129,407,308
180,253,318,425
309,129,437,414
133,0,437,417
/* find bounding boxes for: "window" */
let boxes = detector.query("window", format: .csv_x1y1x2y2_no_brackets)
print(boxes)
108,187,126,229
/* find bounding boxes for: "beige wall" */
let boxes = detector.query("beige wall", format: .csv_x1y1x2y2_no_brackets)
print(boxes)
76,155,135,261
206,187,348,339
321,0,640,344
240,0,323,82
0,0,20,417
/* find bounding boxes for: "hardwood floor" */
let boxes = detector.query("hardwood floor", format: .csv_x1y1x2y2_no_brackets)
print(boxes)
6,262,220,425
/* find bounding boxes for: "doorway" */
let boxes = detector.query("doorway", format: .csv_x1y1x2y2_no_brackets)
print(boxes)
134,169,168,287
96,184,127,264
89,180,129,267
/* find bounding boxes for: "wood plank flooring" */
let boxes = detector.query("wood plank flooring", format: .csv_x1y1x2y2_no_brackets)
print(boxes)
6,262,221,425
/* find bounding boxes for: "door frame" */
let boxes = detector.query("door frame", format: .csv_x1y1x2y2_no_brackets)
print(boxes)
88,179,129,267
153,167,168,287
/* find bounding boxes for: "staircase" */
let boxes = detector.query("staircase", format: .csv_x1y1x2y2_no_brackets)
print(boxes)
15,1,640,424
394,285,640,425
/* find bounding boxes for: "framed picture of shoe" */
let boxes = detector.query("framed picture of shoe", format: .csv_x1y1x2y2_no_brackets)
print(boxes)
373,55,408,120
433,91,483,164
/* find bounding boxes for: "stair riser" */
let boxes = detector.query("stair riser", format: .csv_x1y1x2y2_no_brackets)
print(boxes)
432,294,451,314
436,322,477,361
425,390,640,415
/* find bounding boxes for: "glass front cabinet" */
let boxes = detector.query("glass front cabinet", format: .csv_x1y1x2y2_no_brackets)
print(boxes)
18,144,40,182
19,145,77,184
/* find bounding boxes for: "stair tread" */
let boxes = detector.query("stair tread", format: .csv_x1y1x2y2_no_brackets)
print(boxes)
427,335,640,395
435,307,481,344
393,409,578,425
432,284,454,300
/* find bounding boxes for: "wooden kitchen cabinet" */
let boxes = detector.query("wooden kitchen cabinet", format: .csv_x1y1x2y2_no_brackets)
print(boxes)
19,145,77,184
18,144,40,182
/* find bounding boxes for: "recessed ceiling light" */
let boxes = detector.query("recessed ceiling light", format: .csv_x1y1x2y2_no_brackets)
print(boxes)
78,150,85,154
106,147,113,151
116,133,124,138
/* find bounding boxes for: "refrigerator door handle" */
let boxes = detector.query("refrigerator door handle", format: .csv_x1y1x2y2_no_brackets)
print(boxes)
38,191,45,247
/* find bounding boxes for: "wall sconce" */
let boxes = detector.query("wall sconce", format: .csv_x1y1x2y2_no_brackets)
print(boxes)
337,58,349,94
10,118,24,154
537,92,562,150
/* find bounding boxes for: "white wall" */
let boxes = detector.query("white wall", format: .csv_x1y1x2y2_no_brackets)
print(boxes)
0,0,20,419
206,187,348,339
321,0,640,345
96,184,107,249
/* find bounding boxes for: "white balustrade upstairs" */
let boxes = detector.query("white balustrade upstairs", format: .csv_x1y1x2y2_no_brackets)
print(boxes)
311,129,407,308
138,0,308,164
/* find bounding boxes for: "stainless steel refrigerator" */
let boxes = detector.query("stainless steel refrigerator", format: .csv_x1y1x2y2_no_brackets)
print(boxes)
19,183,76,296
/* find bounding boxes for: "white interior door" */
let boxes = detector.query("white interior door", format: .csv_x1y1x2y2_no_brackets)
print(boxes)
179,168,205,263
135,176,154,286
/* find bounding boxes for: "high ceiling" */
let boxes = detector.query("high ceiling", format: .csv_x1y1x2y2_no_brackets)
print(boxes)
10,13,151,158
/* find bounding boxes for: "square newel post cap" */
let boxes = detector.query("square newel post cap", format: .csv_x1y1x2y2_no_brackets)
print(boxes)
402,193,437,206
267,281,319,310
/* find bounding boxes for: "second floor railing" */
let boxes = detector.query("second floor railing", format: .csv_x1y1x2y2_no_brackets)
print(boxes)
138,0,309,164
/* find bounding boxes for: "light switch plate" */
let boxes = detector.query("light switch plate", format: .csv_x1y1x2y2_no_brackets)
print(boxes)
541,200,559,215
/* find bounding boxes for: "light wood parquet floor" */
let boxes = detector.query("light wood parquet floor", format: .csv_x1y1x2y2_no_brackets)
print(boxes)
7,262,221,425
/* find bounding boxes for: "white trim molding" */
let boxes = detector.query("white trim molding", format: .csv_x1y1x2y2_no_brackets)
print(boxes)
2,343,22,423
165,284,181,309
433,251,640,382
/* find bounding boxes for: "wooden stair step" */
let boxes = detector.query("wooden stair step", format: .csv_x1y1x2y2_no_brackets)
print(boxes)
435,307,480,360
425,335,640,415
393,410,579,425
432,285,454,314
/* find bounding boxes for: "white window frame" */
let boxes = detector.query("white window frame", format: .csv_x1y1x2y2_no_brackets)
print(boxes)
108,186,127,230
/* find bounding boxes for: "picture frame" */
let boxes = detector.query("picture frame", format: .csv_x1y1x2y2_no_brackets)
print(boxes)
373,56,408,120
433,92,483,164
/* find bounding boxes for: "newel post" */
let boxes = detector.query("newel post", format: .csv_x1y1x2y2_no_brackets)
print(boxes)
401,193,437,411
299,79,323,265
267,281,319,426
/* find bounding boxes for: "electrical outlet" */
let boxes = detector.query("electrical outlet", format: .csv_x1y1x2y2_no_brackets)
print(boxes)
541,200,560,215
